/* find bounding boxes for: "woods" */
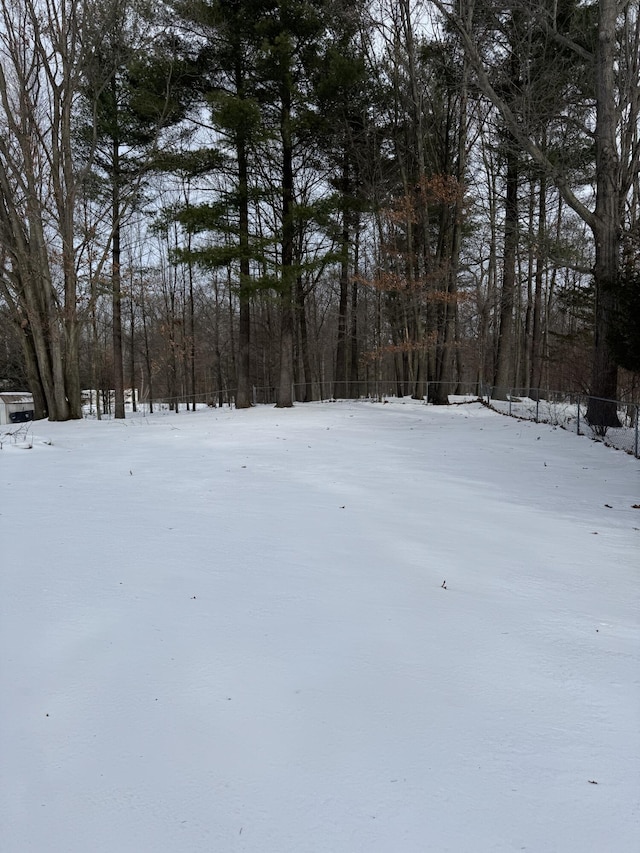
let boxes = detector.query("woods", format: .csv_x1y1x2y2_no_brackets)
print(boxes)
0,0,638,420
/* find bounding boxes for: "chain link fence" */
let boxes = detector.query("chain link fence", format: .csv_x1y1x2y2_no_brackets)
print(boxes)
82,381,640,459
485,389,639,458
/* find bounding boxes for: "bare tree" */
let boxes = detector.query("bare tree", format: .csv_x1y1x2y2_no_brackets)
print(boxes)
430,0,640,424
0,0,92,419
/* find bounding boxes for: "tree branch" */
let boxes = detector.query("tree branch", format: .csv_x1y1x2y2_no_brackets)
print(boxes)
428,0,597,230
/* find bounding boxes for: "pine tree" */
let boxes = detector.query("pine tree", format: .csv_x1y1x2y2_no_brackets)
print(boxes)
82,0,190,417
169,0,268,408
313,1,370,399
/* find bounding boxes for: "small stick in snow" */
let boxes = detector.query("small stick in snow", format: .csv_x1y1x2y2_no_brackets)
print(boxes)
441,580,447,589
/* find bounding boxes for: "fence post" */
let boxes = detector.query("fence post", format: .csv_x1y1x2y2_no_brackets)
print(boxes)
535,396,540,423
508,391,512,416
425,381,429,404
576,395,581,435
635,405,639,458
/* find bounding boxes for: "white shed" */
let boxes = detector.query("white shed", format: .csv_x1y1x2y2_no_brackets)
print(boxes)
0,392,35,425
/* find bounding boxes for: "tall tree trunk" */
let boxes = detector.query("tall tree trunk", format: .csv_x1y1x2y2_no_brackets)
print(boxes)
530,172,546,393
523,178,535,394
432,47,469,404
334,151,350,397
140,274,154,414
57,16,81,420
431,0,634,418
0,281,48,419
187,244,196,411
112,126,125,419
349,216,361,398
235,55,252,409
129,290,137,412
296,274,314,402
587,0,621,426
588,220,620,425
493,142,518,399
21,327,48,420
276,60,294,408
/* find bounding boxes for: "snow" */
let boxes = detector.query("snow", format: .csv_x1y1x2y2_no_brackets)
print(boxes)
1,399,638,852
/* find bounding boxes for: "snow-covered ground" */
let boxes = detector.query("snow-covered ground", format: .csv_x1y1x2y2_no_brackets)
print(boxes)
487,395,639,457
1,400,638,853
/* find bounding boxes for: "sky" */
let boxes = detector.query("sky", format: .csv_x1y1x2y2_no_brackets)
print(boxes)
1,399,638,852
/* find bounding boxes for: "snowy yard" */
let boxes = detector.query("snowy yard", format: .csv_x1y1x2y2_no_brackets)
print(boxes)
1,400,638,852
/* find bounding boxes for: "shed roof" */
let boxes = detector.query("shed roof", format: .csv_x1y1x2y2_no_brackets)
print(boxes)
0,392,34,404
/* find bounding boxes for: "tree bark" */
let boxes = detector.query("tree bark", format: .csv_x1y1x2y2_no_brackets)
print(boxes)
530,172,546,393
587,0,621,426
276,45,295,409
235,53,252,409
493,141,518,399
334,151,350,398
430,0,633,419
349,215,361,397
112,126,125,419
296,273,314,402
0,0,82,421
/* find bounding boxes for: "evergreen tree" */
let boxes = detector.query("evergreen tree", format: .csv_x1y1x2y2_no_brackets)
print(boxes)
313,0,371,398
250,0,333,407
169,0,267,408
82,0,191,417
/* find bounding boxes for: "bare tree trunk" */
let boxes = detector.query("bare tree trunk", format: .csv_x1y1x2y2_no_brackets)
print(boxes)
296,274,314,402
129,285,137,412
431,0,637,420
187,246,196,411
276,62,294,408
587,0,622,426
348,191,362,399
112,127,125,419
493,142,518,400
138,269,154,413
530,172,546,393
235,60,252,409
432,42,470,404
0,0,86,420
334,152,350,398
0,276,48,418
